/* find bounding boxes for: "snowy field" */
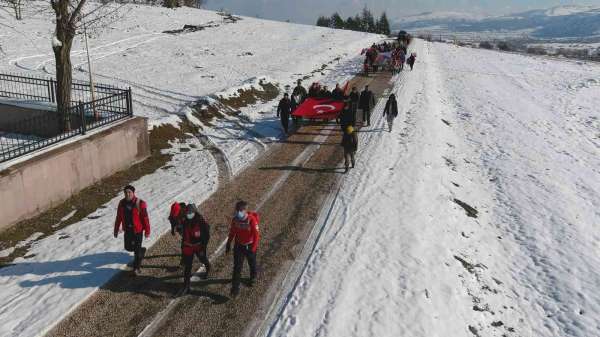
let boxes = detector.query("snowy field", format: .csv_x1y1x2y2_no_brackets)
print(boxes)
0,3,377,125
0,5,381,337
267,40,600,337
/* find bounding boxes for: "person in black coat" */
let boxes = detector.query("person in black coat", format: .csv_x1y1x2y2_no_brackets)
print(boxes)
277,93,292,134
339,100,355,131
383,94,399,132
292,80,307,104
359,85,376,126
407,53,416,71
341,125,358,173
331,83,345,100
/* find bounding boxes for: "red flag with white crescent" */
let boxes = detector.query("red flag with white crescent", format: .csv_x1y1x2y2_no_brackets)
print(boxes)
292,98,345,120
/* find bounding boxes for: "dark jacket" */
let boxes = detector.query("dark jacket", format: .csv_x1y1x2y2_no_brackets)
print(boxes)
277,98,291,118
359,90,375,110
384,97,398,117
292,85,307,101
341,132,358,152
332,88,345,100
340,106,355,127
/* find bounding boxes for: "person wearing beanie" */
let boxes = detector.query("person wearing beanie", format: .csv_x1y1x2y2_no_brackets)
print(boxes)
226,200,260,297
114,184,151,275
341,125,358,173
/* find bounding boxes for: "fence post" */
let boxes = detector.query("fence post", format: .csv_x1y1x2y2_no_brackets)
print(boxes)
50,80,56,103
127,88,133,116
79,102,86,135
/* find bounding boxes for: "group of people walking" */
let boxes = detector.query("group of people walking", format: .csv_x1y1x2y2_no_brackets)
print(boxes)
112,43,409,298
337,86,399,172
363,41,417,75
114,186,259,297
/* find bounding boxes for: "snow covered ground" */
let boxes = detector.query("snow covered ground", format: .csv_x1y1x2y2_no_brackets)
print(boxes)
267,40,600,337
0,3,378,125
0,5,381,337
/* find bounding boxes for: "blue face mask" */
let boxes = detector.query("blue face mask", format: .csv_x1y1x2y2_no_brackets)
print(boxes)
186,213,195,220
235,211,246,220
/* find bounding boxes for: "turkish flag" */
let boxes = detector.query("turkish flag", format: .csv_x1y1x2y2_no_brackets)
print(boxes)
292,98,345,120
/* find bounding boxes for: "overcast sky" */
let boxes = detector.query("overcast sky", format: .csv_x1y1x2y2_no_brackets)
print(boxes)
204,0,600,24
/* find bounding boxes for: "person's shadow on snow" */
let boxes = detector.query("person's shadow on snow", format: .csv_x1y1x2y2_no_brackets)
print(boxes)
0,252,130,289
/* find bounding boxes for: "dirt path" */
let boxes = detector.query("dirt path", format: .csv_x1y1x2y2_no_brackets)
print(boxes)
45,71,394,337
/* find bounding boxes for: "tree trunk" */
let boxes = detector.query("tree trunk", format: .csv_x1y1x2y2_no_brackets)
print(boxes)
54,39,73,132
52,1,75,132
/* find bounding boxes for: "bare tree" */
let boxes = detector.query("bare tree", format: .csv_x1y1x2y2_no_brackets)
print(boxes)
49,0,123,131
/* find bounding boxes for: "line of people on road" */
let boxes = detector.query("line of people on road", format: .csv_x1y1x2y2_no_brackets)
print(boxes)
113,43,407,298
363,41,417,75
114,185,260,297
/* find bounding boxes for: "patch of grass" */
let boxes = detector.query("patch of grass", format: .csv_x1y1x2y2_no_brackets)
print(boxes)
193,81,279,125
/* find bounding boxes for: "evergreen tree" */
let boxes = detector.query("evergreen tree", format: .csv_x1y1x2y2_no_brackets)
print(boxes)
354,14,363,31
330,12,345,29
345,16,357,31
377,12,391,35
361,6,375,33
316,15,331,27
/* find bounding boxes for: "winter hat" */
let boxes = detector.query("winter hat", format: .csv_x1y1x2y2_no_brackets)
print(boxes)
124,185,135,193
235,200,248,211
186,203,198,215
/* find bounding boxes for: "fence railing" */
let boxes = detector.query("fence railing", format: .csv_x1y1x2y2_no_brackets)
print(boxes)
0,73,133,163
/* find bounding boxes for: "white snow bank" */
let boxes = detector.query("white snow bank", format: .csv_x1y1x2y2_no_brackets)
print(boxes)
267,40,600,337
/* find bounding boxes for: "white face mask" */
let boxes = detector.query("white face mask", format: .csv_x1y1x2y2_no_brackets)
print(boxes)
186,213,195,220
236,211,246,220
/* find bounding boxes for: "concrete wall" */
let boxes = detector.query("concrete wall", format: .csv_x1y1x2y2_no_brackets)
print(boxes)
0,116,150,231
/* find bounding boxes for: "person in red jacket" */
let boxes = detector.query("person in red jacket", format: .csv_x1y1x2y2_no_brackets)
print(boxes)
169,202,187,267
114,185,150,275
181,203,211,294
226,200,260,297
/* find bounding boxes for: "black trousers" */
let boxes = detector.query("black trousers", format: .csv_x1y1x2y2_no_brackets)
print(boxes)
232,244,257,291
124,230,144,269
183,247,210,285
281,116,289,133
344,149,356,169
362,108,371,124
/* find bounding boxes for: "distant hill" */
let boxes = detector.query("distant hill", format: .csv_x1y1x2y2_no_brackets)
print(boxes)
393,5,600,40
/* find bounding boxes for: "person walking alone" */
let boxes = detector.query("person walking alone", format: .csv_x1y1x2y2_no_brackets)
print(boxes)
407,53,416,71
114,185,150,275
341,125,358,173
359,85,376,126
383,94,398,132
226,201,260,297
277,93,292,134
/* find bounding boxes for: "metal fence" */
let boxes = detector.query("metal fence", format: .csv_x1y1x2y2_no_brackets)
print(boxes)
0,73,133,163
